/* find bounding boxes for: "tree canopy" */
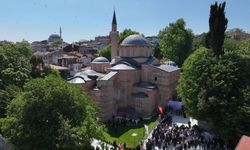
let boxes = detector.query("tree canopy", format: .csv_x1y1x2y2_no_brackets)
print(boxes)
0,76,103,149
0,41,32,88
118,28,139,44
206,2,228,56
98,44,111,61
158,18,194,67
177,47,250,146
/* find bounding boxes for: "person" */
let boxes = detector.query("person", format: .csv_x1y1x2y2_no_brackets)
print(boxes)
123,143,126,150
182,105,186,118
188,121,191,129
113,141,118,150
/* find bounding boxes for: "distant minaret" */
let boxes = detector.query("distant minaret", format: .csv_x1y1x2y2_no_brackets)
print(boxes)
110,10,119,59
59,26,62,39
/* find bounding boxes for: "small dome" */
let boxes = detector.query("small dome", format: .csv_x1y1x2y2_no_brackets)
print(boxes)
121,34,149,46
92,57,109,63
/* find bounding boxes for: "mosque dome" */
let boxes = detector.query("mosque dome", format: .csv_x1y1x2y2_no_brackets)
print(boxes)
48,34,61,42
92,57,110,63
121,34,149,46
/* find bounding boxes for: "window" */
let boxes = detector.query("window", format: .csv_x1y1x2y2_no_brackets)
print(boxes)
155,77,157,81
135,98,142,109
116,89,122,100
140,49,143,56
126,50,129,57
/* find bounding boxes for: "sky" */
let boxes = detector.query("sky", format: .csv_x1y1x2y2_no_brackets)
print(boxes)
0,0,249,43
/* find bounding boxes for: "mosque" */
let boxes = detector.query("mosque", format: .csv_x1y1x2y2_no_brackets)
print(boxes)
68,11,180,121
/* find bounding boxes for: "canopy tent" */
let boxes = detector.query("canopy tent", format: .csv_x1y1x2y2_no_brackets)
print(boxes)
167,100,183,111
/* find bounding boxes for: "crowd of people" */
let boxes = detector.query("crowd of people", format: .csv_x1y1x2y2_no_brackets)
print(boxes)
145,114,228,150
106,116,140,128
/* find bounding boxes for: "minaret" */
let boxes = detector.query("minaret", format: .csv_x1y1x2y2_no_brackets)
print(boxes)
59,26,62,39
110,10,119,60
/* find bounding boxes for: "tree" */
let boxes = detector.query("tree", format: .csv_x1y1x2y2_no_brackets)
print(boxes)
119,28,139,44
0,85,21,118
0,76,103,149
238,39,250,57
52,38,63,46
0,42,32,88
98,45,111,61
177,47,250,147
223,38,240,53
153,43,162,59
158,19,194,67
193,32,208,50
30,55,45,78
206,2,228,56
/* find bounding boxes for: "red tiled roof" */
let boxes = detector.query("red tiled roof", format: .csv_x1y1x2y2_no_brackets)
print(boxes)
235,135,250,150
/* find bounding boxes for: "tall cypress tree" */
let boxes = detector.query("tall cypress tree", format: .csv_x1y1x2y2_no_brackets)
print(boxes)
206,2,228,56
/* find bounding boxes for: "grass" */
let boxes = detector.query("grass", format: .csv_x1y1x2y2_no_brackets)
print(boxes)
102,117,158,148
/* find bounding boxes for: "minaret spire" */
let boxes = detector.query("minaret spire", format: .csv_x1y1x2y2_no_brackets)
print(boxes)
112,9,117,32
59,26,62,39
110,9,119,59
112,9,117,25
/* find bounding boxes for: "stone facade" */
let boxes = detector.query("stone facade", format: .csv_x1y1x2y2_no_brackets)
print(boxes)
69,11,180,121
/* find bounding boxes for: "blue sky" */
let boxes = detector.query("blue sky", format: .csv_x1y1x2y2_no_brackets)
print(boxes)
0,0,249,43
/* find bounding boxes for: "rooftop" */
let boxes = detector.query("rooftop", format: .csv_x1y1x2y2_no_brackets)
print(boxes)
121,34,150,46
49,64,69,70
155,64,180,72
68,77,86,84
110,64,137,71
92,56,110,63
100,71,117,81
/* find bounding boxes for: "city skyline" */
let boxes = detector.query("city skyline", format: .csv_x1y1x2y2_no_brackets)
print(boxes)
0,0,250,43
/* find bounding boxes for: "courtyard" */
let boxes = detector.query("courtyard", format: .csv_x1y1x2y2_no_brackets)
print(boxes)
102,117,158,148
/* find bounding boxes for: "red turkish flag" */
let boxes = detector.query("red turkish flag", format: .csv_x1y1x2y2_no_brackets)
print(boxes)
158,106,164,114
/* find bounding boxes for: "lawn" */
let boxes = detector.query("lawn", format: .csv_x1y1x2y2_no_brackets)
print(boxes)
102,117,158,148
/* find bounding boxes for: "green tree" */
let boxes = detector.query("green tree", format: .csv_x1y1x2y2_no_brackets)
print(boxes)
206,2,228,56
153,43,162,59
30,55,45,78
119,28,139,44
177,47,250,147
223,38,240,53
0,85,21,118
0,41,32,88
193,32,208,50
238,39,250,57
158,19,194,67
98,45,111,61
52,38,63,46
1,76,102,149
